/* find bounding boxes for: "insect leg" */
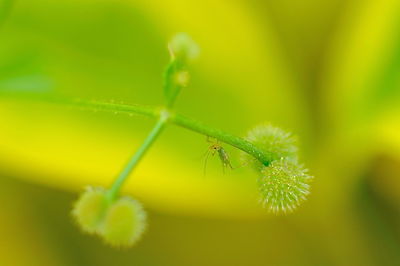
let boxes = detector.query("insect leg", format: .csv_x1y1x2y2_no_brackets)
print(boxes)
203,149,211,176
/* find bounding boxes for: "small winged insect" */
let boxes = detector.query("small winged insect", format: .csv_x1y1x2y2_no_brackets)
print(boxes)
204,136,233,174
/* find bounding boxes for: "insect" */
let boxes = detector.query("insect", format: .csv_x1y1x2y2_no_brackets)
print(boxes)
204,137,234,174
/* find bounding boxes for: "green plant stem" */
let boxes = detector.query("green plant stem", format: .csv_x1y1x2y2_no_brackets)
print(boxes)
1,92,270,165
0,92,158,117
171,113,270,165
107,113,168,201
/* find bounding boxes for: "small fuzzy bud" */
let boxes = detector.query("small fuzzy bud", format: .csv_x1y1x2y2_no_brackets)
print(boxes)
242,124,298,170
72,187,108,234
174,70,190,87
258,159,313,213
168,33,200,62
100,197,147,247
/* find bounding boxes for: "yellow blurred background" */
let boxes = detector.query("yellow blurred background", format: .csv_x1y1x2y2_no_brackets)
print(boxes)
0,0,399,265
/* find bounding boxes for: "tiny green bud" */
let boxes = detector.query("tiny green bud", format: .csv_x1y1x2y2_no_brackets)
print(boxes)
242,124,298,170
168,33,200,62
100,197,147,247
72,187,108,234
174,70,190,87
258,159,313,213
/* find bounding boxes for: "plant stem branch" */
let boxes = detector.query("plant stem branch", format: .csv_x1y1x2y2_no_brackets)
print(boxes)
1,93,270,165
170,114,270,165
107,113,168,201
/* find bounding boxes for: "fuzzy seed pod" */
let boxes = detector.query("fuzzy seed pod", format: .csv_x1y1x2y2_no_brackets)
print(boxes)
72,187,108,234
100,197,147,247
168,33,200,62
242,124,298,170
258,159,313,213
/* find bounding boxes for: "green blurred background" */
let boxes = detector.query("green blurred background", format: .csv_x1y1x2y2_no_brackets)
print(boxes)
1,0,400,265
